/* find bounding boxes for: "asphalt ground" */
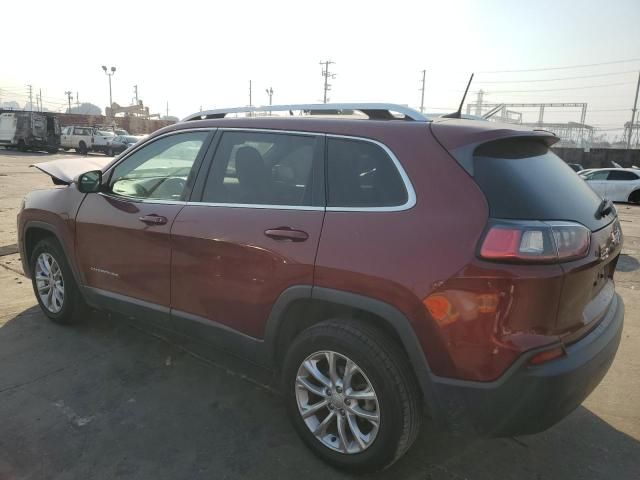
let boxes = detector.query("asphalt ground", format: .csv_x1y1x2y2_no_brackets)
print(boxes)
0,149,638,479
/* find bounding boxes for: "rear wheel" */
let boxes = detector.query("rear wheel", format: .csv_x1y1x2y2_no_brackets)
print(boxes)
107,147,114,156
282,319,422,473
30,238,86,324
17,140,26,152
628,190,640,204
77,141,87,155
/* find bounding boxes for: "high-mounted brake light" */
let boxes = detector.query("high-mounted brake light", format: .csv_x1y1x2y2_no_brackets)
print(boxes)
479,221,590,263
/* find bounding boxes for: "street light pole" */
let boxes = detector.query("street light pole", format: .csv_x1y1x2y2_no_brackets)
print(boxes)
265,87,274,115
101,65,117,111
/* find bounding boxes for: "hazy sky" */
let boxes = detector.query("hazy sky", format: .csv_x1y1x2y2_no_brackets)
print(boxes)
2,0,639,138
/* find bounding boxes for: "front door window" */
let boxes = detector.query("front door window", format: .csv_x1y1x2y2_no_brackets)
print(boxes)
109,131,208,201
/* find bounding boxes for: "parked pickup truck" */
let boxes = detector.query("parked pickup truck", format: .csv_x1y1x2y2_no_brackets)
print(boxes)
60,126,115,155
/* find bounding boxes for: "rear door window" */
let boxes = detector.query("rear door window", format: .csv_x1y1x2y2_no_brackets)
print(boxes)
326,137,407,208
472,139,610,231
202,131,319,206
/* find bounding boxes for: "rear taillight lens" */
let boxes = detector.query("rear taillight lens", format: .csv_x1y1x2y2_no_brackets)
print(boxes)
479,220,590,263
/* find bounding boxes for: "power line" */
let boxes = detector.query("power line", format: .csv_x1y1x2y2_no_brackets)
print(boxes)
475,70,638,84
474,81,636,94
478,57,640,74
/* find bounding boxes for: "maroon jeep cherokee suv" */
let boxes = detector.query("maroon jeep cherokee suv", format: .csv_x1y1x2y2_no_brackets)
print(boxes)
18,104,624,472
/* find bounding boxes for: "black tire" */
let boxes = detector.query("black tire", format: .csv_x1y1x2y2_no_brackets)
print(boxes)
77,141,87,155
282,319,422,473
628,190,640,204
107,147,114,156
17,140,26,152
30,238,86,324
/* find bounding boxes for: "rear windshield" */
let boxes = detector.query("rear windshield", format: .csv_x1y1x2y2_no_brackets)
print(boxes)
472,139,610,231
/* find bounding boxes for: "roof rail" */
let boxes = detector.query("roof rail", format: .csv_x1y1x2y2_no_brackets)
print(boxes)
182,103,430,122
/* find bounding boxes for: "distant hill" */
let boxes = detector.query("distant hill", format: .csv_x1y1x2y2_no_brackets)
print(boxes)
67,103,102,115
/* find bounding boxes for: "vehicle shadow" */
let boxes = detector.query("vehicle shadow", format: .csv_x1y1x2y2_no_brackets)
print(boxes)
0,307,638,480
617,253,640,272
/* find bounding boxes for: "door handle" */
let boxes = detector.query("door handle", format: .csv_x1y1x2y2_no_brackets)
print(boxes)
264,227,309,242
139,214,168,226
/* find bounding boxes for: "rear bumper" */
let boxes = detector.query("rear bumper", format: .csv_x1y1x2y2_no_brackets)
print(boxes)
431,293,624,437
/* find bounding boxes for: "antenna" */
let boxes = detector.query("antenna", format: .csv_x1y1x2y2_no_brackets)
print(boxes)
442,73,474,119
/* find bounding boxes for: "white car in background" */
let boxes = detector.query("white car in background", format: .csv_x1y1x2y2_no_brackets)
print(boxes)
581,168,640,203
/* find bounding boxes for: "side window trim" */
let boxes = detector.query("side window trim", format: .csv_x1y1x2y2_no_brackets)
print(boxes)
186,128,415,212
325,134,416,212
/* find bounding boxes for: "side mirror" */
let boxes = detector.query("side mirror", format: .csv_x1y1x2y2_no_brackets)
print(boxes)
77,170,103,193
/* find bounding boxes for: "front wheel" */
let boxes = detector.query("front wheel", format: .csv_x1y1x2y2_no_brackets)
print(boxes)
107,147,114,156
282,319,422,473
30,238,86,324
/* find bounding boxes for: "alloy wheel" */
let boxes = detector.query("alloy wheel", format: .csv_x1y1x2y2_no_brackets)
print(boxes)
35,252,64,313
295,350,380,454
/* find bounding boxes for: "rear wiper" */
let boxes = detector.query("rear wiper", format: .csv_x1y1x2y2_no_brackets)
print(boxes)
596,198,614,219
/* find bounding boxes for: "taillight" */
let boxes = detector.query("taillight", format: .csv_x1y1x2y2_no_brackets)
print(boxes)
479,220,590,263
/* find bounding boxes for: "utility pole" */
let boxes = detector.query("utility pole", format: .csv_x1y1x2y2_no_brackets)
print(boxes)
27,84,33,111
39,88,43,111
166,101,169,118
134,85,139,104
320,60,335,104
474,89,484,117
249,80,253,107
626,71,640,161
76,91,80,109
65,91,73,113
419,70,426,113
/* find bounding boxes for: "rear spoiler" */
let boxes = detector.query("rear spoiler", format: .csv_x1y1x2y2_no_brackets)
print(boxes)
430,119,558,175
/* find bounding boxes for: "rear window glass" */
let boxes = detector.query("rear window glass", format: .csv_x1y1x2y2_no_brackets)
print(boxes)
473,139,609,231
608,170,638,181
327,138,407,208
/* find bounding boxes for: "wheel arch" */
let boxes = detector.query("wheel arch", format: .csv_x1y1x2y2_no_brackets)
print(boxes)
264,286,441,412
22,222,81,284
628,188,640,203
